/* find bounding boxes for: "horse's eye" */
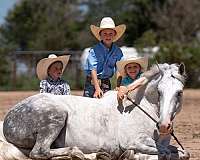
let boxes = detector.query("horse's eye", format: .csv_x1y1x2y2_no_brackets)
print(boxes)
177,91,183,97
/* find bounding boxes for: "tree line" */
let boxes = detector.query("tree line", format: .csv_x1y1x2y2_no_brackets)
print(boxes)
0,0,200,89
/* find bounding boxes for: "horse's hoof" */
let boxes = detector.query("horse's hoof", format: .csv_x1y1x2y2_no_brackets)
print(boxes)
71,147,85,160
29,150,50,160
72,155,84,160
178,149,190,160
51,155,71,160
96,152,111,160
118,150,135,160
158,153,171,160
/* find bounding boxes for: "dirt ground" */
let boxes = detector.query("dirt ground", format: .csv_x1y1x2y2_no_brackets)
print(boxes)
0,89,199,160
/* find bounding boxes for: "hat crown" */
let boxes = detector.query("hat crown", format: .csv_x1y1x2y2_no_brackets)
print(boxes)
100,17,115,29
116,56,149,77
48,54,57,58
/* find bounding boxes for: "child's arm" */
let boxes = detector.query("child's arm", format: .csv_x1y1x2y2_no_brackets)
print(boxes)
63,83,71,95
116,75,122,90
117,77,147,99
126,76,148,91
39,80,48,93
91,69,103,98
117,65,161,99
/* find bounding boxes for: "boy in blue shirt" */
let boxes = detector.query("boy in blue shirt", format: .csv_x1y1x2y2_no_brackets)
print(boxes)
83,17,126,98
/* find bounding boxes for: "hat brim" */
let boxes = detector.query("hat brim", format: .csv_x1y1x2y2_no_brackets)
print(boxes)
117,57,148,77
90,24,126,42
36,55,70,80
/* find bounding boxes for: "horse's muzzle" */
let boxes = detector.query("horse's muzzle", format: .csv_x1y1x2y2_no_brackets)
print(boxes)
157,121,173,136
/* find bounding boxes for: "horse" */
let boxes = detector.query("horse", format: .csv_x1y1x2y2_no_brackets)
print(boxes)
0,63,190,160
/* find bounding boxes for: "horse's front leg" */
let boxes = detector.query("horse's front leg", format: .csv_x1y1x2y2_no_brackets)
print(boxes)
29,111,68,159
84,152,111,160
118,137,158,160
166,146,190,160
51,147,112,160
50,146,85,160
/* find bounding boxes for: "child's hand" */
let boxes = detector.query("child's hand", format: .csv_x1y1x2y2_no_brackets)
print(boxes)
117,86,128,100
93,88,104,98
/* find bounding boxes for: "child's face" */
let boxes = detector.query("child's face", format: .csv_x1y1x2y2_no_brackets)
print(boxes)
125,62,141,80
100,29,116,48
48,61,63,80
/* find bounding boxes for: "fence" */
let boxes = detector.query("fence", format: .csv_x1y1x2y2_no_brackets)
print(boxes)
9,50,84,90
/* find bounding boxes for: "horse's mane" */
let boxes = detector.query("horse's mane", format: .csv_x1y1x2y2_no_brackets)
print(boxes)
148,63,186,84
128,63,186,104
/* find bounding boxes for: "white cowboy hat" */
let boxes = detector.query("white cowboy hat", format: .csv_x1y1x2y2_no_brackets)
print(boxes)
117,56,148,77
90,17,126,42
36,54,70,80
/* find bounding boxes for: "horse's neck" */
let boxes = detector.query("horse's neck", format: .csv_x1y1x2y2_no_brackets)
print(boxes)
145,76,160,101
130,74,161,116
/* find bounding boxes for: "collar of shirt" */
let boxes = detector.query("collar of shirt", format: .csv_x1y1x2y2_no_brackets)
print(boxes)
47,76,62,85
121,72,143,86
100,41,113,53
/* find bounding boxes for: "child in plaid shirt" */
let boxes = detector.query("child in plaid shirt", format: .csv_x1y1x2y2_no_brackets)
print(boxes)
36,54,71,95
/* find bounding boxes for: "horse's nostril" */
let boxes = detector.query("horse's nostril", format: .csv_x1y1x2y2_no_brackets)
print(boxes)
167,124,171,129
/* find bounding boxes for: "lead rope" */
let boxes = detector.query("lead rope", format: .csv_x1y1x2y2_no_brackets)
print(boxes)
126,96,185,150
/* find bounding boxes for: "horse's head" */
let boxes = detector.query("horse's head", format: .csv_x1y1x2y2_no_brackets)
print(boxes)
149,63,186,135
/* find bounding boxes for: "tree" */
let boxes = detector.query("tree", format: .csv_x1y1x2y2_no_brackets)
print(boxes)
151,0,200,44
84,0,159,46
1,0,85,50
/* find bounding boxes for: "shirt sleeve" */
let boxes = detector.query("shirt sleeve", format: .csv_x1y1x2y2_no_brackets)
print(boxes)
40,80,48,93
63,83,71,95
84,49,98,71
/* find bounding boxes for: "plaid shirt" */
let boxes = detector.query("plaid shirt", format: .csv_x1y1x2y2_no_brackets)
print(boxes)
40,76,70,95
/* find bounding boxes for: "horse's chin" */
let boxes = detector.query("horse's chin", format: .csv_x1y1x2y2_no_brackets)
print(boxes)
158,122,173,137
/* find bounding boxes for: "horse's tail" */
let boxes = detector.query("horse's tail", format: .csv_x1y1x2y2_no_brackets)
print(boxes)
0,140,29,160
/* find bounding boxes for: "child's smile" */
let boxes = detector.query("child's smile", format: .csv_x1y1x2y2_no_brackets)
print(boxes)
48,62,63,80
125,62,141,79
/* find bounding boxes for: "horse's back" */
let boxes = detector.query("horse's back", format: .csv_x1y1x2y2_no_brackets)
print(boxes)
3,93,68,148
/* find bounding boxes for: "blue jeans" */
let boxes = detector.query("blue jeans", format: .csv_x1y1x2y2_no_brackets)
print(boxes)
83,77,111,98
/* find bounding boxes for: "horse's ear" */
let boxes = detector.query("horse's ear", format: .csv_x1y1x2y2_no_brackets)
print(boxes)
179,63,185,75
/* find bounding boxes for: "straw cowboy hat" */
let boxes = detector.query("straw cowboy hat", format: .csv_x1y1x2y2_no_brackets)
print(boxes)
36,54,70,80
90,17,126,42
117,56,148,76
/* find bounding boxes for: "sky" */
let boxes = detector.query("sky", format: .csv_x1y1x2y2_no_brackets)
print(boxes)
0,0,17,24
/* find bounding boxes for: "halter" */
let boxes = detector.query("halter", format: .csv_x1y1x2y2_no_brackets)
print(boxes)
171,73,185,85
127,93,185,150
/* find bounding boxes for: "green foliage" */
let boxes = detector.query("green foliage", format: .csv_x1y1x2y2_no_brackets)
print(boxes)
154,41,200,88
1,0,84,50
62,71,85,90
135,30,157,48
0,48,11,90
15,76,39,90
0,0,200,89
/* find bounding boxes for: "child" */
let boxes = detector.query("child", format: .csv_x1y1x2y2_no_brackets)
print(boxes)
116,56,148,99
83,17,126,98
36,54,71,95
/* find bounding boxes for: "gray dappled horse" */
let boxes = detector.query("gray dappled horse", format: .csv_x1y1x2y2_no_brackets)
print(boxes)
1,63,190,160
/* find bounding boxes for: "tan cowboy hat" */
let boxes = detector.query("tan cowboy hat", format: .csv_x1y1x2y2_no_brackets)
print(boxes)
90,17,126,42
36,54,70,80
117,56,148,77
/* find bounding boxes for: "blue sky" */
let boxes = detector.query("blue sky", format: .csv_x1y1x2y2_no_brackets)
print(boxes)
0,0,17,24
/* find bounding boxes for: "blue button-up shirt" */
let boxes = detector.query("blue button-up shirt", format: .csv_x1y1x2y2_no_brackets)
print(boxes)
84,42,123,79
